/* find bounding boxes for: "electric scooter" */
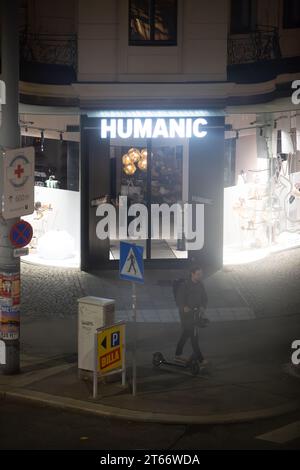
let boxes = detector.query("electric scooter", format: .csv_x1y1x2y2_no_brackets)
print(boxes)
152,351,204,376
152,308,210,376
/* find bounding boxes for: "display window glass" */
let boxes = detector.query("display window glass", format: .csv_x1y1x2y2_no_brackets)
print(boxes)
224,111,300,264
20,121,80,268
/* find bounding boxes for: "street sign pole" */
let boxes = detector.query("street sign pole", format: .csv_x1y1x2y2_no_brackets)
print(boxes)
93,332,98,399
132,281,137,396
119,241,144,397
0,1,21,375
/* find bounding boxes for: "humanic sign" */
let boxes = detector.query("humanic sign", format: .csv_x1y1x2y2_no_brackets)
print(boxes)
100,117,208,139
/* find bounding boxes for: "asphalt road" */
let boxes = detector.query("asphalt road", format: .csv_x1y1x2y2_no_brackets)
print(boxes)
1,399,299,450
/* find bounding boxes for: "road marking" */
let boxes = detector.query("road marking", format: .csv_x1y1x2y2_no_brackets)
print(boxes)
257,421,300,444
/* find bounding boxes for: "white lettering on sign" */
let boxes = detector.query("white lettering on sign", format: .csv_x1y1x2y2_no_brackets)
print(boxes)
100,118,208,139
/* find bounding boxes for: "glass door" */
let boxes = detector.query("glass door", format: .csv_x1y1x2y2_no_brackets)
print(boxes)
109,137,148,260
108,136,188,261
150,138,188,259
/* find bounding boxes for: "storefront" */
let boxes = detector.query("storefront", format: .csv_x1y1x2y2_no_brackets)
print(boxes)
80,110,225,272
19,106,300,272
223,110,300,264
20,109,81,268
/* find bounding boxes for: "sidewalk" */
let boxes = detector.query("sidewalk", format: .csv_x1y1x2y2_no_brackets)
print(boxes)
21,262,255,322
1,314,299,424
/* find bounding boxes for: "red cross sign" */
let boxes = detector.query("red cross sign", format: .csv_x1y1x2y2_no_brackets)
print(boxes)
14,164,25,179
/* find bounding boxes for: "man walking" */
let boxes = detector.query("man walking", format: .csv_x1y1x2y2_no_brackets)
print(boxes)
175,265,208,365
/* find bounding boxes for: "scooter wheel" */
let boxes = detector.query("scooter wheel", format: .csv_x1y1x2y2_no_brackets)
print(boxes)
153,352,164,367
190,360,200,376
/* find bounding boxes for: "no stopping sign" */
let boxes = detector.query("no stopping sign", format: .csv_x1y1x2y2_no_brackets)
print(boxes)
10,220,33,249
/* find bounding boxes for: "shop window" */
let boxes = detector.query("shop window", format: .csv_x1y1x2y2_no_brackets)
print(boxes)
129,0,177,45
230,0,255,34
283,0,300,28
21,135,80,267
21,135,79,191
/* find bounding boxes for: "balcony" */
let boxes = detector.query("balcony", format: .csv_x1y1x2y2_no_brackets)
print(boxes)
227,25,289,83
20,32,77,85
228,26,281,65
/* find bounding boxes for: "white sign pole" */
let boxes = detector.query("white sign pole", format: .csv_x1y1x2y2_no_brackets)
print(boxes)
132,281,137,396
122,324,126,387
93,332,98,399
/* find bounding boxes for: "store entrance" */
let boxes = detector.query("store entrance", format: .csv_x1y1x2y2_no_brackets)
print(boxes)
80,113,225,273
109,137,188,260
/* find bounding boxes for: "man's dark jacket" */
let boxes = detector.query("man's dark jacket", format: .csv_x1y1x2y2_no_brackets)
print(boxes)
177,279,208,327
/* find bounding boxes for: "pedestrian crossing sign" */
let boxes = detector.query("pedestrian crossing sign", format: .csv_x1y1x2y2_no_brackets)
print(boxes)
119,242,144,283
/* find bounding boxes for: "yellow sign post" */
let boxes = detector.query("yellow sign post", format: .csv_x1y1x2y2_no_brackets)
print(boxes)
93,322,126,399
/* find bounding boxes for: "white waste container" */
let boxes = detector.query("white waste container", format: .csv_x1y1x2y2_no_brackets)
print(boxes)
78,296,115,372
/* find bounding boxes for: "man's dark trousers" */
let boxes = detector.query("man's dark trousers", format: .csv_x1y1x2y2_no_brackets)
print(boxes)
175,321,203,361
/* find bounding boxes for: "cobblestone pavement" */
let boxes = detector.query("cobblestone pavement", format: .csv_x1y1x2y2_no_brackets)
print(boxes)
21,264,85,319
21,247,300,320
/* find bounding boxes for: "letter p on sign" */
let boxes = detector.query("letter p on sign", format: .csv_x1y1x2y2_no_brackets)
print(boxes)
111,332,120,348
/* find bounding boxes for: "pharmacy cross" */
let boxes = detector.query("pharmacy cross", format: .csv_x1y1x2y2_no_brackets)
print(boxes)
14,164,24,179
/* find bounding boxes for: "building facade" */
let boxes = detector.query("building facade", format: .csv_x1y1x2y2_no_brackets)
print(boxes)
3,0,300,271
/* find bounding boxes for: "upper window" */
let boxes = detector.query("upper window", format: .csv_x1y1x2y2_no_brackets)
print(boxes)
129,0,177,45
230,0,254,34
283,0,300,28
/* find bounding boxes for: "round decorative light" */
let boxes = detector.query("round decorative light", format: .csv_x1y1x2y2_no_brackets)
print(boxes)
140,148,147,160
138,158,147,171
122,153,132,166
123,163,136,175
128,148,141,163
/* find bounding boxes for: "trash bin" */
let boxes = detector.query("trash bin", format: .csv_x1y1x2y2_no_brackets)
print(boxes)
78,296,115,372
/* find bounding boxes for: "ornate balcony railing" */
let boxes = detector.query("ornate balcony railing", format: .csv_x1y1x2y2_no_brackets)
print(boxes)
20,32,77,70
228,26,281,66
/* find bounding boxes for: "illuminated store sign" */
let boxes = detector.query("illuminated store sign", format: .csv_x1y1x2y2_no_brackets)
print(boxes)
100,118,208,139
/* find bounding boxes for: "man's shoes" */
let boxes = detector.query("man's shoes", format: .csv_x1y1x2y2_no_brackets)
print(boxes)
175,355,188,363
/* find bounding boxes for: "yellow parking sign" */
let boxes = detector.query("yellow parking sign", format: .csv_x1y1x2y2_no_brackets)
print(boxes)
97,323,125,374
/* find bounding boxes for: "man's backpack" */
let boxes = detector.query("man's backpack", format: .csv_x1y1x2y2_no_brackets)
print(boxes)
172,278,186,307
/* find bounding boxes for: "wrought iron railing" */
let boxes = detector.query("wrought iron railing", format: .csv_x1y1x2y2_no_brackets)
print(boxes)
228,26,281,65
20,32,77,71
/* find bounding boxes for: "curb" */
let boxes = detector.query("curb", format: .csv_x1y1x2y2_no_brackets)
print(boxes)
1,387,299,425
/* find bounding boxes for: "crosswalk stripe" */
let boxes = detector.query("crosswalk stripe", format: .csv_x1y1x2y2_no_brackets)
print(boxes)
256,421,300,444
